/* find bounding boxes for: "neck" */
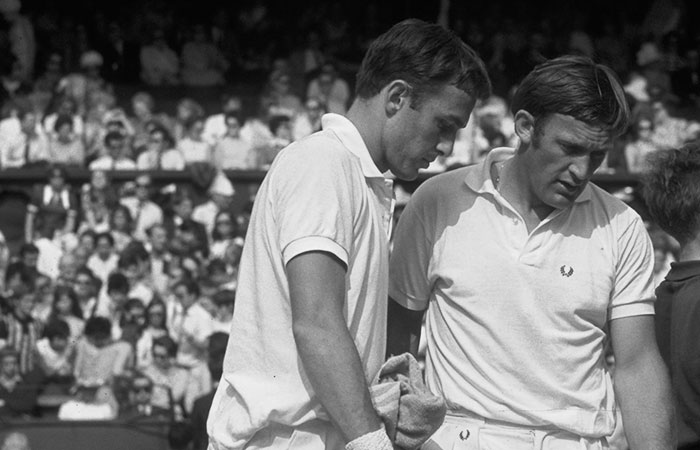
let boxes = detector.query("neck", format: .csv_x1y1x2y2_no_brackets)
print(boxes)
496,156,554,222
345,99,386,173
678,235,700,262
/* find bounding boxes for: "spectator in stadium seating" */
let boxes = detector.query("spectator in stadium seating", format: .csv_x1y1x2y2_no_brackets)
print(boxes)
260,71,302,117
168,279,212,370
82,91,118,163
47,285,84,342
0,431,31,450
56,50,113,118
193,172,234,238
136,123,185,170
88,131,136,170
34,318,74,381
104,272,129,318
142,335,189,414
209,210,238,260
120,174,163,242
31,273,53,324
212,112,254,169
73,316,133,385
109,204,134,253
173,98,205,142
625,116,657,173
180,23,228,87
0,0,36,82
202,93,243,145
18,243,41,280
25,165,78,244
118,297,146,347
146,224,171,296
291,96,326,141
120,370,170,419
48,114,85,166
163,188,209,253
211,289,234,334
0,348,43,420
86,232,119,285
129,92,172,152
0,105,49,168
72,266,105,320
177,116,212,165
118,242,155,306
0,289,42,375
43,96,84,141
253,114,293,169
136,298,169,370
140,28,179,86
306,61,351,115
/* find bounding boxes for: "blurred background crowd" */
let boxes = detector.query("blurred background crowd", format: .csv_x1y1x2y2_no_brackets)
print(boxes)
0,0,699,448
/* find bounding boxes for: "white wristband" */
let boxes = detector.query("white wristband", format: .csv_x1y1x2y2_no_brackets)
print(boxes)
345,427,393,450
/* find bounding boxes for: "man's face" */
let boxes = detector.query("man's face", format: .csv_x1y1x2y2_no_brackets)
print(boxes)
131,378,153,405
74,273,94,299
174,284,194,308
50,336,69,353
22,251,38,268
0,355,18,378
152,344,171,370
135,178,151,202
150,226,168,252
15,293,36,318
518,113,612,211
108,138,125,158
21,113,37,134
96,237,113,259
383,84,475,180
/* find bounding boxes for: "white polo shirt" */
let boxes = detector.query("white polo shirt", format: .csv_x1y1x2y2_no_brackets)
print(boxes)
389,147,655,438
208,114,395,450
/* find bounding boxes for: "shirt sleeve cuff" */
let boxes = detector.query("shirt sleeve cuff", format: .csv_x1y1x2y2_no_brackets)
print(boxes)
282,236,349,267
389,288,428,311
609,299,655,320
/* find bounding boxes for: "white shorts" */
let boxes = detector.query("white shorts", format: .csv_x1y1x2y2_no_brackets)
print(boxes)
423,415,609,450
209,420,344,450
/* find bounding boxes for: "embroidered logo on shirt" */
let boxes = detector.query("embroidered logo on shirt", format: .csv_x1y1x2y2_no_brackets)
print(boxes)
560,265,574,277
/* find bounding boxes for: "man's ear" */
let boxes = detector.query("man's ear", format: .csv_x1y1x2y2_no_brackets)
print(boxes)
384,80,412,117
514,110,536,146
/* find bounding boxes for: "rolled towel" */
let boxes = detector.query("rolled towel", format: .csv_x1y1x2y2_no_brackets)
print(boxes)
370,353,447,450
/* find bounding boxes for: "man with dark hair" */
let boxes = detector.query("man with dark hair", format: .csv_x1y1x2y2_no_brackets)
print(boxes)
88,131,136,170
208,18,490,450
170,279,212,369
643,142,700,450
389,55,674,449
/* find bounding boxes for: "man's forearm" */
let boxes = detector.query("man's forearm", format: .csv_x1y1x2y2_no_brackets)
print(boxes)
294,321,383,444
614,354,676,450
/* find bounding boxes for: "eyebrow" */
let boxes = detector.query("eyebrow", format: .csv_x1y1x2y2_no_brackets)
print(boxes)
445,115,468,130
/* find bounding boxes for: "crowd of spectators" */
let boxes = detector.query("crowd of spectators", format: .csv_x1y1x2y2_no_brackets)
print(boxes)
0,0,699,448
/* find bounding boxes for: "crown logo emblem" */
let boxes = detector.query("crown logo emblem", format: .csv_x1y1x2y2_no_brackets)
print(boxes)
560,265,574,277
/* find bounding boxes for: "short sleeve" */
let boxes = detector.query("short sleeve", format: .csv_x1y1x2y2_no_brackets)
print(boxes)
389,184,435,311
609,214,656,320
273,141,358,267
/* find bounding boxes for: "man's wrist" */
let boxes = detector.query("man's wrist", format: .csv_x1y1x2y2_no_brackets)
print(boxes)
345,426,392,450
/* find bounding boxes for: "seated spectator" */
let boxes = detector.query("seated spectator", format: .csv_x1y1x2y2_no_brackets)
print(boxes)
305,61,350,115
73,316,133,385
43,96,84,141
0,104,50,168
147,224,172,296
25,165,78,245
176,116,212,165
109,204,134,253
193,172,234,238
120,370,171,419
18,243,42,280
140,28,179,86
136,298,169,370
180,24,228,87
129,92,173,152
142,335,189,414
31,273,53,324
86,232,119,286
260,71,302,117
48,114,85,166
118,298,147,348
82,91,118,163
163,188,209,254
172,98,204,142
210,211,238,259
212,112,254,169
34,318,75,383
56,50,113,118
57,379,118,420
649,100,700,151
252,114,293,169
211,289,234,334
72,267,105,320
167,279,213,369
118,241,155,306
625,116,657,173
202,93,243,145
120,174,164,242
136,123,185,170
104,272,129,320
291,96,326,140
47,285,84,341
0,290,43,375
77,170,117,235
89,131,136,170
0,348,43,419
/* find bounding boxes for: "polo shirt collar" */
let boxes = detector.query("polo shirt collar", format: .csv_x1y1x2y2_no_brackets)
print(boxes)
666,260,700,282
321,113,384,179
464,147,591,203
